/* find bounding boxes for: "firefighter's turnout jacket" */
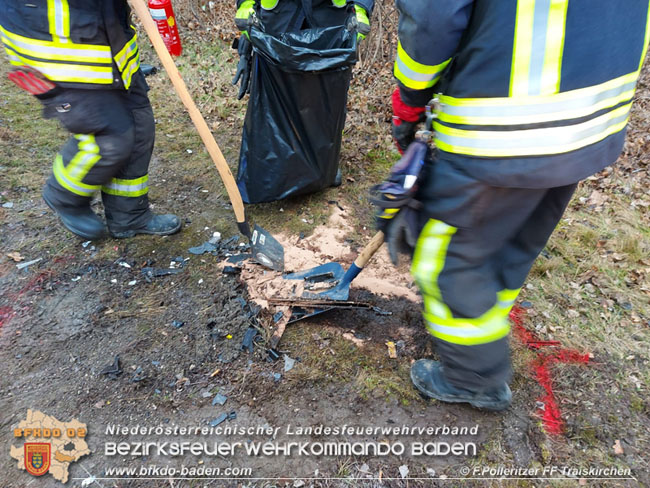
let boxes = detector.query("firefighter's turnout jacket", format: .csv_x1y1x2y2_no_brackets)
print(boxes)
395,0,650,189
395,0,650,390
0,1,153,233
0,0,140,90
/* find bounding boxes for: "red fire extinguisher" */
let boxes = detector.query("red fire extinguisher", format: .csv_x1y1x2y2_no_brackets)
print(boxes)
148,0,183,56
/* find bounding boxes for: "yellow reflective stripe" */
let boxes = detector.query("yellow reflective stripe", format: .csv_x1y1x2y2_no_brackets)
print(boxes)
47,0,57,41
67,135,101,182
510,0,568,96
53,154,100,197
640,1,650,72
102,176,149,197
412,219,457,320
496,288,521,309
120,48,140,89
236,0,255,19
413,219,511,346
424,312,510,346
540,0,568,95
394,41,450,90
434,102,632,157
0,26,112,63
47,0,71,43
510,0,535,96
378,208,399,219
4,48,113,83
114,30,138,70
355,4,369,22
260,0,279,10
438,71,639,125
4,49,22,65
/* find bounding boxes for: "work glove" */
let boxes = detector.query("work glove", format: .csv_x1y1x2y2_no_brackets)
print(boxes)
384,205,422,266
232,34,252,100
391,87,426,154
354,5,370,41
372,140,430,265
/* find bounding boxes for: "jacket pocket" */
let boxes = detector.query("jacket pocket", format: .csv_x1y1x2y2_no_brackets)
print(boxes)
68,8,106,43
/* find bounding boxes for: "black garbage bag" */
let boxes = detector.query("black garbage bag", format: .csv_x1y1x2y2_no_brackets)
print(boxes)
236,24,357,204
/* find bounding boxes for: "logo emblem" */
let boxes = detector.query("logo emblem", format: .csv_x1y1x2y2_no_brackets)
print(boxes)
24,443,50,476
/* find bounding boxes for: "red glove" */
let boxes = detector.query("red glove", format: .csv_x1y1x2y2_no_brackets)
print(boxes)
7,66,57,97
391,88,425,154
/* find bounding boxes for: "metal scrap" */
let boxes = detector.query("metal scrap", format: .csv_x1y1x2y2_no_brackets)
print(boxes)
212,393,228,406
209,411,237,427
100,355,122,380
241,327,258,353
189,242,218,255
141,267,184,279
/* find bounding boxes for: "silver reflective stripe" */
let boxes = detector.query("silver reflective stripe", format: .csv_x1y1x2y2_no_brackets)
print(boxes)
440,80,637,124
1,33,111,60
53,0,68,43
68,136,100,180
527,0,552,95
115,40,137,69
54,158,97,196
103,181,148,193
425,317,508,338
36,65,113,81
68,153,99,180
6,51,20,63
395,56,444,83
436,105,631,151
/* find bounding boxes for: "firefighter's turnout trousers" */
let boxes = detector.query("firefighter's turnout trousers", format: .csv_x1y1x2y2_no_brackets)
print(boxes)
412,158,576,390
41,71,153,233
392,0,650,389
0,0,148,232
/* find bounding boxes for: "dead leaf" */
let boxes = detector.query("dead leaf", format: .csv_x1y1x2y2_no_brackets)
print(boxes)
386,341,397,359
613,439,624,455
6,252,24,262
586,190,608,207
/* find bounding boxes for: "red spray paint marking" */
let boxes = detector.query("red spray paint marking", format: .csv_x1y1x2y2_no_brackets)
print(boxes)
0,306,15,329
510,306,590,435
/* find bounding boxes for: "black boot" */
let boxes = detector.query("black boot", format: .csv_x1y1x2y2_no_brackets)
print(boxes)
410,359,512,411
109,213,181,239
42,190,106,240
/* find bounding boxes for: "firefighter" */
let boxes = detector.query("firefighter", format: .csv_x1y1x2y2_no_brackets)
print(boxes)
382,0,650,410
232,0,373,100
0,1,181,240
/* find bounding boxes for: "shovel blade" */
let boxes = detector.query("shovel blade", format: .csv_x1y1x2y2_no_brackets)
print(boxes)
304,282,350,301
284,262,345,283
251,224,284,271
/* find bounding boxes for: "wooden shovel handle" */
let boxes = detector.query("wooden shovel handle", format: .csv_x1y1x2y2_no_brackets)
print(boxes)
128,0,247,226
353,230,384,269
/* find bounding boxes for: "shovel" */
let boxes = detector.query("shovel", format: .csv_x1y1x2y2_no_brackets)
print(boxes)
129,0,284,271
285,230,385,301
